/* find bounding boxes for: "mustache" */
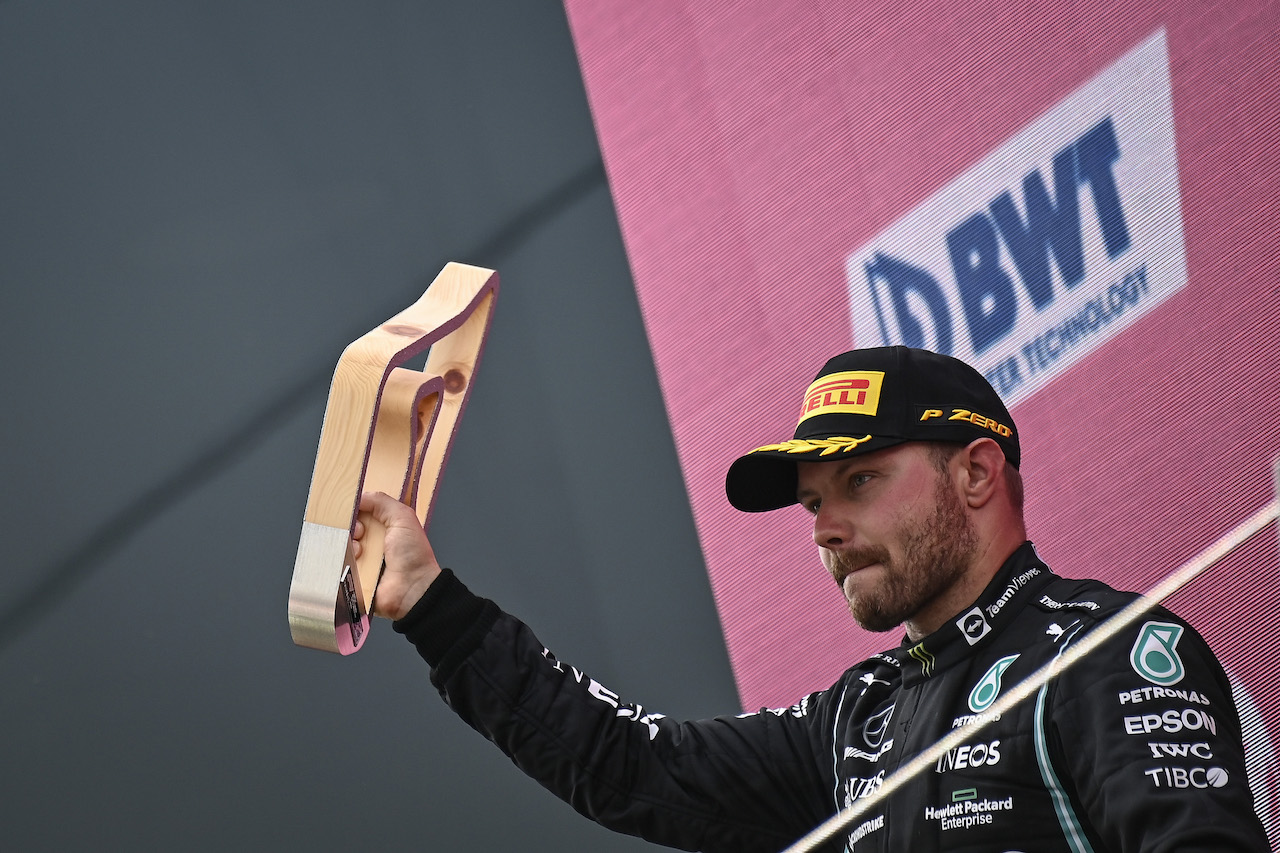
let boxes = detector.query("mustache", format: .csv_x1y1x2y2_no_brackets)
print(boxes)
827,546,892,585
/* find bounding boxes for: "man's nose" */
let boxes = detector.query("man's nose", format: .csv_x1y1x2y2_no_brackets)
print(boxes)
812,504,850,550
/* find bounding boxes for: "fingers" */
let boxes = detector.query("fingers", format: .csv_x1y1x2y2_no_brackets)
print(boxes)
358,490,416,527
354,490,441,620
358,490,390,519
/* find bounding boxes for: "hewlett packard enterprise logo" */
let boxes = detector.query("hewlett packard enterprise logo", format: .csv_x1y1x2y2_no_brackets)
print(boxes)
846,29,1186,406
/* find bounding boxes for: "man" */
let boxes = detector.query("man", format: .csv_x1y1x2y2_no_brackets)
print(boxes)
358,345,1268,851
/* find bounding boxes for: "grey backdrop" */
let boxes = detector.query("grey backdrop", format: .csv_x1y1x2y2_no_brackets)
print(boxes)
0,2,742,850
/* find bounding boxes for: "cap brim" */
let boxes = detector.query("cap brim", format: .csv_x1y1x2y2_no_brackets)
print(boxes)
725,454,799,512
725,435,908,512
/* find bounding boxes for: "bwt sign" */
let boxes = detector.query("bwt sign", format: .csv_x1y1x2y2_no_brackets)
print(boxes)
847,30,1187,406
863,117,1130,359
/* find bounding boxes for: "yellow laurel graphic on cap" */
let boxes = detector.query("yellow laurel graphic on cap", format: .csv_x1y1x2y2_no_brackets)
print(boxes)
797,371,884,424
751,435,873,456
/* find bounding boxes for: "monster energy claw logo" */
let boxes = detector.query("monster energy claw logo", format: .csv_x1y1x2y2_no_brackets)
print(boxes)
1130,621,1185,686
909,643,937,677
968,654,1020,713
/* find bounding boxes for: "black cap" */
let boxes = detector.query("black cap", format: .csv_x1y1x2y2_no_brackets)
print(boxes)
725,346,1019,512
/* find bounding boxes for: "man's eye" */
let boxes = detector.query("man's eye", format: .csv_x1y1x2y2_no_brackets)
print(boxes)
851,474,872,488
803,500,820,515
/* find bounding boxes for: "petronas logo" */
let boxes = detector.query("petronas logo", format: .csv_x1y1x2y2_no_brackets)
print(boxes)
968,654,1020,712
1130,621,1185,685
909,643,936,677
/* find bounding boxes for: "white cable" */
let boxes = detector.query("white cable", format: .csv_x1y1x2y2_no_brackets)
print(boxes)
782,497,1280,853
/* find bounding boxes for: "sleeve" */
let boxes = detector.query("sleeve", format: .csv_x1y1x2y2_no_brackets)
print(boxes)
1043,610,1270,852
393,570,839,853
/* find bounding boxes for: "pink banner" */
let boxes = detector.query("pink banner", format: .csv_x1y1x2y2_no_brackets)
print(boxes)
567,0,1279,830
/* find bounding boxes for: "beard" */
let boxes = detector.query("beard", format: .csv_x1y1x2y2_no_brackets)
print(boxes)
826,472,978,633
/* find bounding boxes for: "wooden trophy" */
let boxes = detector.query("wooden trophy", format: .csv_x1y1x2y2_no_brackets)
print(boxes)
288,262,498,654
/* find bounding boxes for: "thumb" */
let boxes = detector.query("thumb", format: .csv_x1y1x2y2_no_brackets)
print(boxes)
359,490,416,528
358,490,441,620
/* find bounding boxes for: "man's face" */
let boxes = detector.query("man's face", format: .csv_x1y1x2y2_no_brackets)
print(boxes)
795,443,978,633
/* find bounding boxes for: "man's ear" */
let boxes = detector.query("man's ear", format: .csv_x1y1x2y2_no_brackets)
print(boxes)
957,438,1005,508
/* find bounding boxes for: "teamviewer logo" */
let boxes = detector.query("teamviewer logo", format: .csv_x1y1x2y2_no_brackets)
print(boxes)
957,606,991,645
845,29,1186,408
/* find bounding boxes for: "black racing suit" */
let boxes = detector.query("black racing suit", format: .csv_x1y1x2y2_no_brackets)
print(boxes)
394,542,1269,852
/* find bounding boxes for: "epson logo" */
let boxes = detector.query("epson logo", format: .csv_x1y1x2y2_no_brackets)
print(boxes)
846,30,1186,406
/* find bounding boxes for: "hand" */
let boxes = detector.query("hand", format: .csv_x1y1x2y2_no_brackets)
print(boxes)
353,491,443,621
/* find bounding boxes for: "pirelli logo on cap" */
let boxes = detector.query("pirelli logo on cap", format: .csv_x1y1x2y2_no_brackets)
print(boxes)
798,371,884,424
